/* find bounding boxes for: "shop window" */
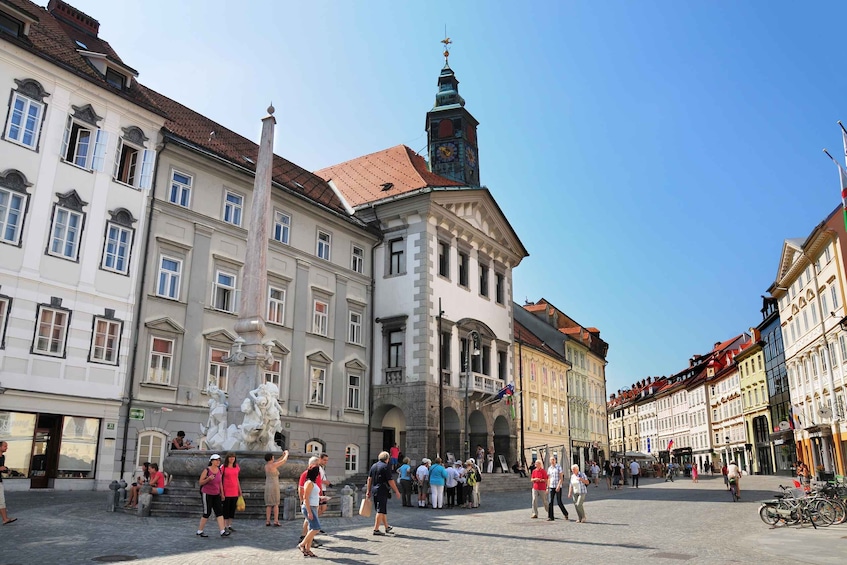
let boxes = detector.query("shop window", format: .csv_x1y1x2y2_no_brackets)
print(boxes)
57,416,100,478
0,411,36,477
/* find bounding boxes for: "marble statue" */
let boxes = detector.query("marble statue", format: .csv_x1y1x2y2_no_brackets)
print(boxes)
240,382,283,451
200,385,229,450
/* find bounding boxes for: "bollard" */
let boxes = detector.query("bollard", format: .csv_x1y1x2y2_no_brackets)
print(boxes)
118,479,128,504
340,485,354,518
138,484,152,517
108,481,120,512
282,485,297,521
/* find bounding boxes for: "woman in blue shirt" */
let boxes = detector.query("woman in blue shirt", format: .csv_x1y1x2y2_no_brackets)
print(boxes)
397,457,413,507
428,457,448,509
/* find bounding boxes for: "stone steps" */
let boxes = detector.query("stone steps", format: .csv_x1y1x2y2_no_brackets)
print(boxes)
477,472,531,493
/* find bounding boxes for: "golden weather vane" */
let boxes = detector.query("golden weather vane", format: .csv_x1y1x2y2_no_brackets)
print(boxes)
441,28,452,62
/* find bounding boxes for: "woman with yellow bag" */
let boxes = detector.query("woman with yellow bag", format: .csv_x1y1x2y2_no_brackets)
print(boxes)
221,452,243,533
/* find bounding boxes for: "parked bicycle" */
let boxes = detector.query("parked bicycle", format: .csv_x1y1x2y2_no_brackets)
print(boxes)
758,485,837,528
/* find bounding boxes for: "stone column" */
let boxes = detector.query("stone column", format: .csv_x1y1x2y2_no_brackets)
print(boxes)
227,107,277,428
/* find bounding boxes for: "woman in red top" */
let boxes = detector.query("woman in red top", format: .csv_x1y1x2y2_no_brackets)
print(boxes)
221,453,242,533
148,463,165,494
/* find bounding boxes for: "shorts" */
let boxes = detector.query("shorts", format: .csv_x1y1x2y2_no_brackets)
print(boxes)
302,504,321,531
201,492,223,518
0,483,6,509
373,492,389,514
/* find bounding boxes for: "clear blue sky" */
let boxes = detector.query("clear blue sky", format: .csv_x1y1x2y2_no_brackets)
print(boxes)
69,0,847,395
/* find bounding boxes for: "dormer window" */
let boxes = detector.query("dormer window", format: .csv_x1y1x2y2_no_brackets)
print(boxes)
0,12,23,37
105,68,127,90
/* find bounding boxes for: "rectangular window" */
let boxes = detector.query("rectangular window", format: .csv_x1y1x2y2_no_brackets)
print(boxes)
101,223,132,274
349,311,362,345
115,140,139,186
388,330,403,368
316,230,331,260
458,251,469,287
49,207,83,260
157,256,181,299
62,118,107,171
822,292,829,317
34,305,69,356
223,191,243,226
495,272,504,304
802,310,809,333
389,238,404,275
438,241,450,278
213,270,237,312
349,245,365,274
208,347,229,391
309,366,326,405
825,245,832,263
0,187,26,245
148,337,173,384
267,286,286,325
441,331,451,373
90,317,121,364
264,360,281,386
345,445,359,472
347,374,361,410
313,300,328,336
273,210,290,244
531,398,538,422
479,264,489,297
105,68,126,89
169,170,192,207
831,285,839,309
5,92,43,149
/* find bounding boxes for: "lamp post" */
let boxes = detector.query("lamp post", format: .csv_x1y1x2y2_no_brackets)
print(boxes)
464,330,480,462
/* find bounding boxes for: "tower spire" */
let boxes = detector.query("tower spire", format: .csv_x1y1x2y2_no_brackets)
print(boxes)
441,32,452,64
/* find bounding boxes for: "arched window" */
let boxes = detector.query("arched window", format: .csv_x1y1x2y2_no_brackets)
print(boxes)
305,440,324,455
345,444,359,472
136,430,167,469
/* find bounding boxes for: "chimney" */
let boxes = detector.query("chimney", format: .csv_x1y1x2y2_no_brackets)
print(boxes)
48,0,100,37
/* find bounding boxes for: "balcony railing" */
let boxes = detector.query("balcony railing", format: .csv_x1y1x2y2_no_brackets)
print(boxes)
384,367,404,384
460,372,504,397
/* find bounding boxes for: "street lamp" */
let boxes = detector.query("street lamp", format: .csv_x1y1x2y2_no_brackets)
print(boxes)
464,330,481,462
725,435,730,465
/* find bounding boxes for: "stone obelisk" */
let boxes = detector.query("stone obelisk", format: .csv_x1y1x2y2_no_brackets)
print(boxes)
226,106,276,430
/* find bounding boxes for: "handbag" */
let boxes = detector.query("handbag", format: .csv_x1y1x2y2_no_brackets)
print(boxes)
359,497,373,517
236,495,246,512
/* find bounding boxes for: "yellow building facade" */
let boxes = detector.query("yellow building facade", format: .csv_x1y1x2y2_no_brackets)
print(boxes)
737,335,775,474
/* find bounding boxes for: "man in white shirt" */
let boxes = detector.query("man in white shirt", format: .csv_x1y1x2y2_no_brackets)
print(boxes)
629,460,641,488
590,462,600,487
415,459,430,508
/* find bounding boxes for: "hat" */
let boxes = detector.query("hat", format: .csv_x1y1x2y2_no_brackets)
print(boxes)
468,458,475,464
209,454,221,461
454,460,462,466
422,458,431,464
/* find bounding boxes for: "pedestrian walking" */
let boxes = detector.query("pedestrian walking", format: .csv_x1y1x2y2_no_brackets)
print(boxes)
397,457,413,507
470,458,482,507
612,460,623,489
297,464,321,557
318,453,330,517
298,457,323,548
264,450,289,526
366,451,401,536
476,445,486,472
464,460,477,508
530,460,548,519
629,459,640,488
603,460,612,489
691,462,699,483
666,461,676,482
0,441,17,525
590,461,600,487
567,464,590,523
546,456,570,521
221,453,242,533
196,454,230,538
429,457,447,509
389,443,400,471
416,458,430,508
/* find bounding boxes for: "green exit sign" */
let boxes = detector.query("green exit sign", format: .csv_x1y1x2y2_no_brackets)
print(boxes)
129,408,145,420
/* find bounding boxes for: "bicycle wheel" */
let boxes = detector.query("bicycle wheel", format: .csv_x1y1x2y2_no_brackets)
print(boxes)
809,499,837,527
759,504,780,525
827,498,846,525
730,483,738,502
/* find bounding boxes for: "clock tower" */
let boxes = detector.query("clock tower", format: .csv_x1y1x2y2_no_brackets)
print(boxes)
426,40,480,186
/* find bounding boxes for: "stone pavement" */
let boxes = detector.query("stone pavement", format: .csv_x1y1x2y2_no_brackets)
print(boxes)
0,474,843,564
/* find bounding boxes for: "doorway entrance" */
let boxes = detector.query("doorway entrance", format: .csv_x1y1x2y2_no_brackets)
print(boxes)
30,414,61,489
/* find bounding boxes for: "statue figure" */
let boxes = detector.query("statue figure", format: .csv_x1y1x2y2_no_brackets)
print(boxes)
200,385,229,450
239,382,283,451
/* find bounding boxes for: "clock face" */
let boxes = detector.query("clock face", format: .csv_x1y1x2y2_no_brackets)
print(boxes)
466,146,477,169
436,142,457,163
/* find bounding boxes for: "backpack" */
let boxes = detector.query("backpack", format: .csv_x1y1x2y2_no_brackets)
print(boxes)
474,468,482,483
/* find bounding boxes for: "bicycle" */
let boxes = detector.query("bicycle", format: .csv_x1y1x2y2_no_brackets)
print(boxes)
729,478,738,502
758,485,837,528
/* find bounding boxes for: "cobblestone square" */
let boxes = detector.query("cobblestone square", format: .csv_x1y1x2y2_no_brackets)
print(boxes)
1,475,843,564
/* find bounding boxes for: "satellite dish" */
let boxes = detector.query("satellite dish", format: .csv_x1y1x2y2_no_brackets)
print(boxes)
819,407,833,419
778,421,790,431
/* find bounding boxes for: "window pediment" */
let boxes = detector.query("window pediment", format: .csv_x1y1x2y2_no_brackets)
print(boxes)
266,339,290,355
55,189,87,212
121,126,149,147
145,317,185,334
307,350,333,364
0,169,32,192
13,78,49,102
70,103,102,127
203,328,238,343
108,207,137,227
345,359,367,371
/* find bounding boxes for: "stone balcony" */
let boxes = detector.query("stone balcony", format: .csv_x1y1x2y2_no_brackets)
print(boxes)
460,372,505,400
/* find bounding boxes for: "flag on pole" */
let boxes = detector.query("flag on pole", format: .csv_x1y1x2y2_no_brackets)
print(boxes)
667,439,674,451
824,144,847,232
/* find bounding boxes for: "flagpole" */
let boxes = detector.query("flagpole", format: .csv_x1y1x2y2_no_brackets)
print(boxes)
824,148,847,233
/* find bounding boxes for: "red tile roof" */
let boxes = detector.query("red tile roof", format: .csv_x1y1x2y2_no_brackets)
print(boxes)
138,87,348,215
315,144,463,208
